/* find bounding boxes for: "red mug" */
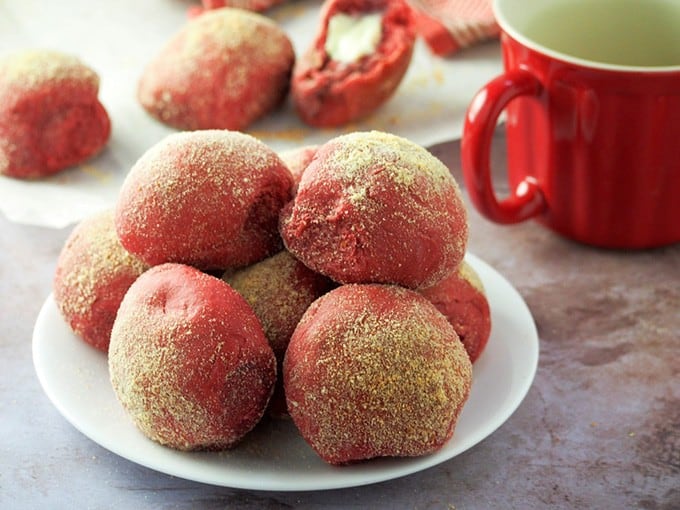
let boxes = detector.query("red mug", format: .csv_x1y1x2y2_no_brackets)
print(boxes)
462,0,680,248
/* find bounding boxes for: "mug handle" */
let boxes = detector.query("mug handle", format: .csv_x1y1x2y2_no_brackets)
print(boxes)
462,69,547,224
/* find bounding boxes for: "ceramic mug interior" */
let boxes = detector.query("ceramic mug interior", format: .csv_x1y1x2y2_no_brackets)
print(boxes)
494,0,680,71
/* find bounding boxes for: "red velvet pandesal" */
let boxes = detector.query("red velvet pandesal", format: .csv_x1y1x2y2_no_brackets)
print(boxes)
0,50,110,179
420,261,491,363
291,0,415,127
109,263,276,450
279,131,468,289
53,209,149,352
138,8,294,131
224,250,335,416
278,144,319,195
284,283,472,464
224,250,335,359
115,130,293,271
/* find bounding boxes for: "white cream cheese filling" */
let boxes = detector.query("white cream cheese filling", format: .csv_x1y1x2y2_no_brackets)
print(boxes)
325,12,383,64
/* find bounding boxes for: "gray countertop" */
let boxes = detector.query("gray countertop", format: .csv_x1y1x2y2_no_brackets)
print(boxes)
1,133,678,510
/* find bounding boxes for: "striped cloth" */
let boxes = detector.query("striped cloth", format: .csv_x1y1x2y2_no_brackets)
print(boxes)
408,0,500,55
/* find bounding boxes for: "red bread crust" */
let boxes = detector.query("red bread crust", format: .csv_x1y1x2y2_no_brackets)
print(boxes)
284,284,472,464
279,131,468,289
138,8,294,131
109,263,277,450
115,130,293,271
278,144,319,194
224,250,334,358
202,0,285,11
0,50,110,179
292,0,416,127
53,210,149,352
420,261,491,363
224,250,335,416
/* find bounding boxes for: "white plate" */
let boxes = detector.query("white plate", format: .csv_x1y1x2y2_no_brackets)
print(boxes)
32,253,538,491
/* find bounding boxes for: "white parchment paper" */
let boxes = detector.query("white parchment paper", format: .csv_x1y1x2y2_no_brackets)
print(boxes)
0,0,502,228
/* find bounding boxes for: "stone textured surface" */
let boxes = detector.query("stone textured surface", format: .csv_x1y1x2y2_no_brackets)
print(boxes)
1,132,678,509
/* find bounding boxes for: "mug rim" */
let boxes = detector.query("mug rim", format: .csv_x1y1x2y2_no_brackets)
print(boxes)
493,0,680,73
